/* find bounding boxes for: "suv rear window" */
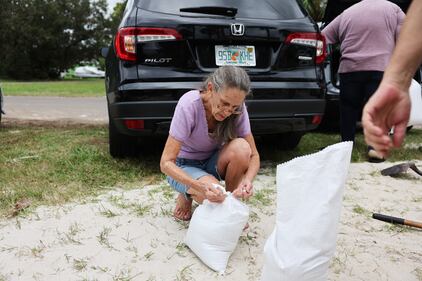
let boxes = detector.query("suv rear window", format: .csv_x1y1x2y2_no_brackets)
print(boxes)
137,0,306,20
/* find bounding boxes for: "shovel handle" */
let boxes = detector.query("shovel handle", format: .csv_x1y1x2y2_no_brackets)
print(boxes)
373,213,422,229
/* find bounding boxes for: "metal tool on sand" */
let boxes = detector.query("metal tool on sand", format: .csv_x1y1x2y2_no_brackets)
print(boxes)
380,162,422,177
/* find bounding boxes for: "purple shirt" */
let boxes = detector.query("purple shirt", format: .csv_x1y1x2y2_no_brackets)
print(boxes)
169,90,251,160
322,0,404,73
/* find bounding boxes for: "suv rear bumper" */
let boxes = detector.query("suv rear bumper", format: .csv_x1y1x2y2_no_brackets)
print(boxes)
108,98,325,136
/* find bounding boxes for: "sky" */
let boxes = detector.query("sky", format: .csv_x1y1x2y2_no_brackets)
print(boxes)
106,0,124,14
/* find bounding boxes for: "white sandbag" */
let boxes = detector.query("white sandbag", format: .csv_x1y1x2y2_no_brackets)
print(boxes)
261,142,353,281
185,188,249,274
408,79,422,126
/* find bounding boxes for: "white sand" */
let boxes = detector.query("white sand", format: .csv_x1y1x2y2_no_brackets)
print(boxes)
0,161,421,281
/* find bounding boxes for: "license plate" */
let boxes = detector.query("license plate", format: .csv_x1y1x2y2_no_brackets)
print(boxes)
215,45,256,67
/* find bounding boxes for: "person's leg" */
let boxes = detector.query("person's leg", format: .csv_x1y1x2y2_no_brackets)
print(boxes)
215,138,252,192
363,71,385,162
173,194,192,221
167,160,210,221
339,72,365,142
363,71,384,106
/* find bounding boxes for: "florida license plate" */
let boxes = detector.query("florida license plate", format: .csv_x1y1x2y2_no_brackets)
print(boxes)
215,45,256,67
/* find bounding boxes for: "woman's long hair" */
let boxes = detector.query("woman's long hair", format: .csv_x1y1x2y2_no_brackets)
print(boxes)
201,66,251,143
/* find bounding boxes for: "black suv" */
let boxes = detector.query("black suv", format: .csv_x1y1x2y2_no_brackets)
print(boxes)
103,0,327,157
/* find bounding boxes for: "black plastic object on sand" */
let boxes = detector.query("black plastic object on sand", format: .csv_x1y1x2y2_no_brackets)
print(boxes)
380,162,422,177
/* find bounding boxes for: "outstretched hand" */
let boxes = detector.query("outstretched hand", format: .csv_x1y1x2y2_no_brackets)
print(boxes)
362,81,411,158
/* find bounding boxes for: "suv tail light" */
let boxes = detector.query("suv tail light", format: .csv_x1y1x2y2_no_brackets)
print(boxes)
115,27,183,61
285,33,326,64
124,119,144,130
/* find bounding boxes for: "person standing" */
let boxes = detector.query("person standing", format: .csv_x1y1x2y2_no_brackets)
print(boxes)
322,0,405,162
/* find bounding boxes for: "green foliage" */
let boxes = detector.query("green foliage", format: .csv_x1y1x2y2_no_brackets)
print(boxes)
0,0,111,80
300,0,327,22
109,1,128,35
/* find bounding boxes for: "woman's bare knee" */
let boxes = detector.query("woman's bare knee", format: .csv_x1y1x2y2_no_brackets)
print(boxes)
198,175,220,185
219,138,251,171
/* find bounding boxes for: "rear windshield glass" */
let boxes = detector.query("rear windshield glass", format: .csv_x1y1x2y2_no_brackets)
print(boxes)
137,0,306,20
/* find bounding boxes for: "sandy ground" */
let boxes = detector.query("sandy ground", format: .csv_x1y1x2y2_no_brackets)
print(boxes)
0,161,421,281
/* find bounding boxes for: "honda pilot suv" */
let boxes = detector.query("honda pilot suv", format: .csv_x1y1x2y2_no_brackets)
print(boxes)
103,0,327,157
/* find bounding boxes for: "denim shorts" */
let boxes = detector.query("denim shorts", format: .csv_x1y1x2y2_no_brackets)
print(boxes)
167,150,222,199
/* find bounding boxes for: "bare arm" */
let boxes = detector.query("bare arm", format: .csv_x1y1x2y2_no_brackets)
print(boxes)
160,135,224,202
362,0,422,156
232,133,260,200
160,135,204,193
243,134,260,183
385,0,422,91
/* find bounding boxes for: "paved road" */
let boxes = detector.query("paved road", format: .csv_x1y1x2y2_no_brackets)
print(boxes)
2,96,108,124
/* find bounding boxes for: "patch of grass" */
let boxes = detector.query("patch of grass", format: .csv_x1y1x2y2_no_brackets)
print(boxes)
239,232,258,247
175,242,189,257
382,223,414,233
109,195,132,210
2,79,104,97
352,204,367,215
30,240,47,258
249,210,260,223
97,227,113,249
329,256,346,275
112,268,142,281
132,204,152,217
144,251,154,261
0,125,161,217
100,208,119,218
161,185,175,201
73,257,89,271
175,264,194,281
248,188,275,208
413,267,422,281
0,125,420,217
58,222,83,245
258,129,422,163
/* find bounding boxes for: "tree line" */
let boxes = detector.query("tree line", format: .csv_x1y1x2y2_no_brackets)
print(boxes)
0,0,324,80
0,0,126,80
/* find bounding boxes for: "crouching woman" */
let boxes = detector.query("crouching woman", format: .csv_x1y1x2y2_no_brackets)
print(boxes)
160,66,260,221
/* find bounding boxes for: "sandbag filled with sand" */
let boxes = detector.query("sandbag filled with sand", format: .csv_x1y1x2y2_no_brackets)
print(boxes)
185,191,249,274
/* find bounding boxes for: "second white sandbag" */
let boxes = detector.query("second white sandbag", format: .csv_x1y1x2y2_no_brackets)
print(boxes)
261,142,353,281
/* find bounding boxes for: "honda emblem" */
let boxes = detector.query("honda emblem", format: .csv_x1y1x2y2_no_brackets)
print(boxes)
231,23,245,36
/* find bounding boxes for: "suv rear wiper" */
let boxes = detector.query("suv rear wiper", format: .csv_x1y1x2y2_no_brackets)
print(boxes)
179,6,237,17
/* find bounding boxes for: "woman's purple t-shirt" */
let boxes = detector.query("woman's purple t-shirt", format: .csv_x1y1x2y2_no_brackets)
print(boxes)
169,90,251,160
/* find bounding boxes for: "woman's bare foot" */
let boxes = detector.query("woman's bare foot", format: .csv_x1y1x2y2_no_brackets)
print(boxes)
173,194,192,221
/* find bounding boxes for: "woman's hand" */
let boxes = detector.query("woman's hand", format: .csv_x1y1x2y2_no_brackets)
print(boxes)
233,179,253,200
203,183,226,203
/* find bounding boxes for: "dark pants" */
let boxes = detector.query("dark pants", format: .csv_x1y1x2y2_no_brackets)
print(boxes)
339,71,383,142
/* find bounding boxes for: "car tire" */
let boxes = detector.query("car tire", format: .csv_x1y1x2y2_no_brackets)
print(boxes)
109,119,137,158
262,132,303,150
